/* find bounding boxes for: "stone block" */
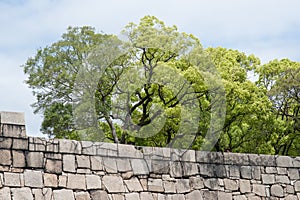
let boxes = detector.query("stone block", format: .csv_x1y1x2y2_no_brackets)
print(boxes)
58,175,67,188
24,170,43,188
196,151,224,164
67,174,86,190
189,176,204,190
204,178,219,190
148,178,164,192
53,189,75,200
44,173,58,187
275,175,290,184
124,177,143,192
0,137,12,149
12,138,28,150
252,184,266,197
76,155,90,168
4,172,21,187
11,188,33,200
116,158,132,172
240,166,252,179
59,139,81,154
262,174,275,184
0,150,11,166
288,168,299,180
148,160,169,174
202,191,218,199
185,190,202,200
217,191,232,200
248,154,275,166
265,167,277,174
131,159,149,175
118,144,143,158
276,156,293,167
112,194,124,200
125,193,140,200
91,156,103,171
46,139,59,152
252,166,261,180
91,190,109,200
63,154,76,172
95,142,118,157
295,181,300,192
0,112,25,125
199,164,215,177
103,175,125,193
32,188,53,200
224,179,239,191
45,159,62,174
29,137,46,151
224,152,249,165
229,165,240,178
182,162,198,176
140,192,155,200
75,192,91,200
0,187,11,200
170,162,183,178
86,175,101,190
103,157,118,173
176,179,190,193
240,179,251,193
81,141,96,155
26,152,44,168
270,184,284,197
163,181,176,193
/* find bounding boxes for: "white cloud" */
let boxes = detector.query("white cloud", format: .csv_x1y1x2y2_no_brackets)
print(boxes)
0,0,299,137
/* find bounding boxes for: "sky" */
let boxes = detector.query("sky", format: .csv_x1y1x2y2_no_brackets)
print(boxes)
0,0,299,137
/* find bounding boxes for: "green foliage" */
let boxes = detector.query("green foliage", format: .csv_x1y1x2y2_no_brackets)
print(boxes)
23,16,300,156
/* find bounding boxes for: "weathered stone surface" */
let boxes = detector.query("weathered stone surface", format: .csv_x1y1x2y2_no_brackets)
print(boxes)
75,192,91,200
275,175,290,184
0,112,25,125
103,157,118,173
131,159,149,175
124,177,143,192
0,150,11,165
116,158,132,172
288,168,299,180
67,174,86,190
199,164,214,177
118,144,143,158
224,152,249,165
26,152,44,168
63,154,76,172
240,179,251,193
170,162,183,178
4,172,21,187
81,141,96,155
12,138,28,150
86,175,101,190
262,174,275,184
24,170,43,188
176,179,190,193
45,159,62,174
270,184,284,197
53,189,75,200
32,188,53,200
224,179,238,191
90,190,109,200
59,139,81,154
0,137,12,149
295,181,300,192
276,156,293,167
163,181,176,193
76,155,90,169
140,192,155,200
12,150,25,167
218,191,232,200
252,184,266,197
91,156,103,171
148,178,164,192
185,190,202,200
58,175,67,188
44,173,58,187
240,166,252,179
125,193,140,200
0,187,11,200
11,188,33,200
103,175,125,193
182,162,198,176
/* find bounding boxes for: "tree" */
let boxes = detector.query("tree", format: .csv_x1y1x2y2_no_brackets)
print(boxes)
256,59,300,155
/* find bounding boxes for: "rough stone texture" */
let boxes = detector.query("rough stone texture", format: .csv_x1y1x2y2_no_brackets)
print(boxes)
24,170,43,188
1,113,300,199
103,175,125,193
53,189,75,200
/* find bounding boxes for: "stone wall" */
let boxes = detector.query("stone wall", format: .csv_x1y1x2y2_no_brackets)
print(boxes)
0,111,300,200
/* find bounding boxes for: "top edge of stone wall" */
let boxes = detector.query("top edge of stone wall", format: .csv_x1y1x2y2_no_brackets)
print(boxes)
1,134,299,168
0,111,25,125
